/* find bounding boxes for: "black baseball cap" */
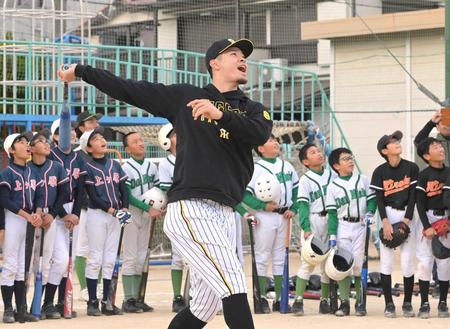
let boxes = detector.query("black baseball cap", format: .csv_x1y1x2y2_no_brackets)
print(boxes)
77,111,103,124
205,38,254,75
377,130,403,156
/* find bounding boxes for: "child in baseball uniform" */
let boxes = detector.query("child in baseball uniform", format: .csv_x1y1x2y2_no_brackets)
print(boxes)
292,143,336,316
0,132,43,323
416,138,449,318
121,131,162,313
242,134,299,313
370,131,419,318
82,128,130,316
326,148,376,317
158,123,188,313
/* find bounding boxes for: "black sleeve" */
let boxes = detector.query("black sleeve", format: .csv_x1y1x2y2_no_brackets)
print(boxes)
49,183,70,218
119,180,129,209
0,185,21,214
72,176,86,217
0,208,5,230
405,164,419,220
75,65,180,121
375,190,388,219
416,189,431,229
86,184,110,213
218,102,273,147
414,120,435,146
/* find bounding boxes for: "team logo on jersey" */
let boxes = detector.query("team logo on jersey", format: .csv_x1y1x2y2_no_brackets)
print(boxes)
94,176,104,186
48,176,58,187
426,180,444,197
14,180,22,191
113,173,120,183
383,176,411,196
29,179,37,190
72,168,80,179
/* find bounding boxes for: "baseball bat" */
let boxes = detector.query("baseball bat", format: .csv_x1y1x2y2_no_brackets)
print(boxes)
183,267,191,308
358,221,370,312
137,217,156,304
63,229,74,319
20,222,36,322
58,69,71,154
303,291,321,300
280,219,291,314
31,228,45,318
106,226,125,311
247,218,264,314
107,149,123,165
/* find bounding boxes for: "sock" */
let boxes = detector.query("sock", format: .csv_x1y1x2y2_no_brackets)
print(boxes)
168,307,207,329
295,277,307,298
13,280,25,311
44,283,58,305
103,279,111,302
86,278,97,301
133,275,141,299
274,275,283,301
58,277,67,304
222,293,255,329
439,280,449,303
338,277,351,301
354,277,361,302
418,280,430,305
258,276,266,298
1,285,14,309
74,256,87,290
172,270,183,297
122,275,134,301
320,282,330,300
381,273,393,305
403,275,414,304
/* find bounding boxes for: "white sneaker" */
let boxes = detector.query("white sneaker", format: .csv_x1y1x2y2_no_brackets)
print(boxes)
79,288,89,302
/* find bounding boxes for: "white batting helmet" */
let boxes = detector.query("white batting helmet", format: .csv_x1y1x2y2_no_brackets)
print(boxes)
325,247,354,281
301,234,331,266
254,174,281,203
141,187,168,211
158,123,174,151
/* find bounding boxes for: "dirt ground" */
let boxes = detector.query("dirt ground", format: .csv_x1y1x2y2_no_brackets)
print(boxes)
0,248,448,329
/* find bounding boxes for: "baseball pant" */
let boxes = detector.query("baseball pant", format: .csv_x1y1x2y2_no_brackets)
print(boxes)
297,213,330,283
379,207,416,277
163,199,246,323
337,220,366,276
85,208,121,280
122,206,151,275
31,220,57,285
235,212,244,268
171,245,185,271
75,209,89,258
253,211,288,277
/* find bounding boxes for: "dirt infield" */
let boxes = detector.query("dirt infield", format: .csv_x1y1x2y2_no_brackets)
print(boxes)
0,252,448,328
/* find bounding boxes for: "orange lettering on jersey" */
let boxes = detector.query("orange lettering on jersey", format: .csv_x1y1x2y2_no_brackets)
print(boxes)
426,180,444,197
383,176,411,196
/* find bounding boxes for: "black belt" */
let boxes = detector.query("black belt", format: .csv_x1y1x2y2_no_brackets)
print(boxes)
390,205,406,211
343,216,360,223
431,209,445,216
312,210,328,216
273,207,289,214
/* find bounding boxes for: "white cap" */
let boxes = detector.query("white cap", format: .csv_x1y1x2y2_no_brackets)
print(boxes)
51,119,60,136
3,132,32,158
79,127,104,153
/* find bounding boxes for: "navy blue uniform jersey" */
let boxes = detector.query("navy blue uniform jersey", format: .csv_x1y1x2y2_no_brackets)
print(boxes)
29,159,69,217
84,157,128,210
0,162,42,214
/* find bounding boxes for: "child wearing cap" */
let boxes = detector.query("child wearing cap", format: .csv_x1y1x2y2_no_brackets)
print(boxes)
0,132,43,323
75,111,102,139
370,131,419,318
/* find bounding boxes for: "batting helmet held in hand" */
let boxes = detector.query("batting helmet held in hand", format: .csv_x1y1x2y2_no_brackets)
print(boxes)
379,221,410,249
301,233,331,266
158,123,174,151
325,247,354,281
141,187,168,211
254,174,281,203
431,236,450,259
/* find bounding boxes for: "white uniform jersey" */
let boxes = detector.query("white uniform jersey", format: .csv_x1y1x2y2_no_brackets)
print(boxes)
247,158,299,208
326,173,375,219
122,157,159,199
158,154,175,191
297,168,336,213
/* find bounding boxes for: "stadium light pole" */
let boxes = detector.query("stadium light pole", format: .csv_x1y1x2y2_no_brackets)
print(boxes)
446,0,450,99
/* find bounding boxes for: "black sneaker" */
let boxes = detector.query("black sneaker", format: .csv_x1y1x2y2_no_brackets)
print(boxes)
172,295,186,313
319,299,330,314
55,303,77,318
355,303,366,317
402,302,415,318
261,297,271,314
15,308,38,323
86,299,101,317
2,307,15,324
135,301,153,313
41,303,61,319
438,301,449,318
101,301,123,315
335,300,350,317
384,302,396,318
122,298,143,313
418,302,430,319
292,298,304,316
273,300,291,313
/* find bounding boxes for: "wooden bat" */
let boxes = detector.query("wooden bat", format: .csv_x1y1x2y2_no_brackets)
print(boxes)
107,149,123,165
31,228,44,318
137,217,156,305
247,218,264,314
63,229,74,318
280,219,291,314
106,227,125,311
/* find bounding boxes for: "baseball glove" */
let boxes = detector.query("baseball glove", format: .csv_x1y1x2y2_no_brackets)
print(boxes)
430,218,450,237
379,222,410,249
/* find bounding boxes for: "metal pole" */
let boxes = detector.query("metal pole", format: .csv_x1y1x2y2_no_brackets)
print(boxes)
446,0,450,99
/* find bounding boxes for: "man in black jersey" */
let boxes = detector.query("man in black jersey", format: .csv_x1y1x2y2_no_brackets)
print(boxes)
57,38,273,329
370,131,419,318
416,138,449,319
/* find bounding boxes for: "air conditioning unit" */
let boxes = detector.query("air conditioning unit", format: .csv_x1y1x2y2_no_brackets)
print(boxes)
259,58,288,83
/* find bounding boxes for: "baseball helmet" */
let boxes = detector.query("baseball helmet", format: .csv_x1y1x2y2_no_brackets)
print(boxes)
325,247,354,281
158,123,174,151
254,174,281,203
141,187,168,211
301,233,331,266
379,221,410,249
431,236,450,259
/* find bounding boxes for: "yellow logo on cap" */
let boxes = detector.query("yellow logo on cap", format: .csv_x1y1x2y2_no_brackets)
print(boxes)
228,39,235,43
263,110,270,120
